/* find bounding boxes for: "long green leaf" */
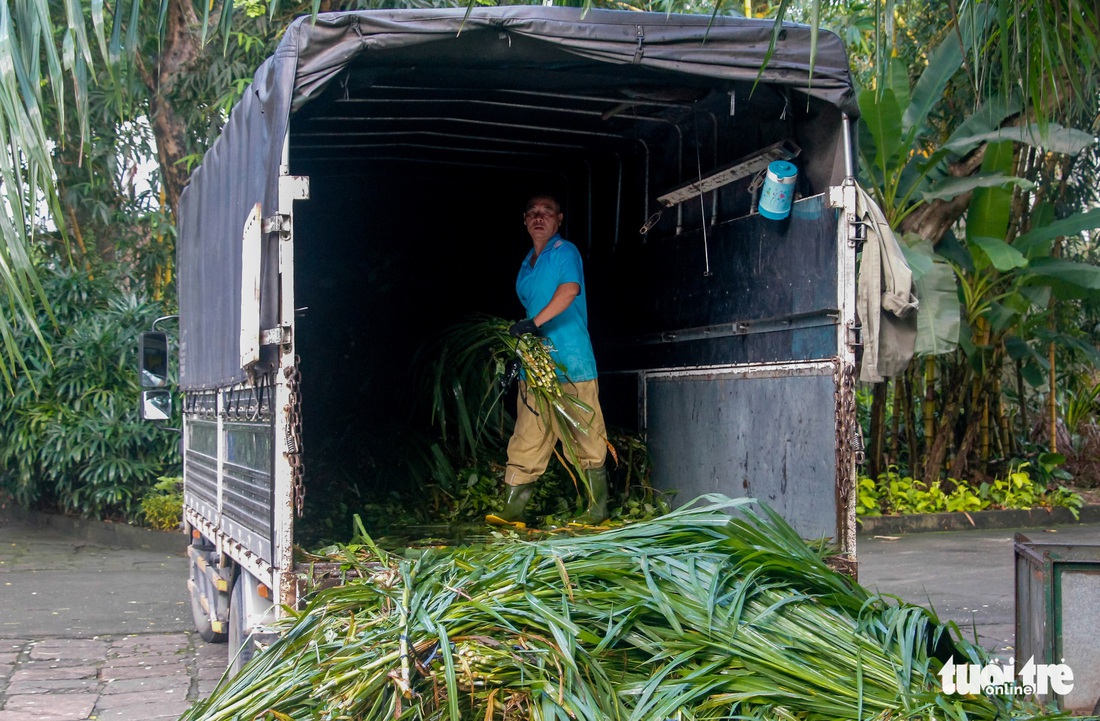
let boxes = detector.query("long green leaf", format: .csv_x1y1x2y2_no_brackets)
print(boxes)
1013,207,1100,255
940,95,1023,156
858,87,903,185
965,140,1015,271
903,5,992,133
921,172,1034,202
902,236,960,356
1025,258,1100,292
944,122,1097,155
970,236,1028,272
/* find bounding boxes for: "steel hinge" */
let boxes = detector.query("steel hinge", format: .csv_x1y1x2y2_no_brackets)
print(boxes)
261,325,291,346
263,213,290,236
849,219,869,246
846,321,862,349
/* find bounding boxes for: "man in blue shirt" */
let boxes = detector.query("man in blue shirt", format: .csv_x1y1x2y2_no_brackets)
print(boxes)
488,194,608,527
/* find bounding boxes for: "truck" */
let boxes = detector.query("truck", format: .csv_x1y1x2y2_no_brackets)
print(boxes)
139,7,868,671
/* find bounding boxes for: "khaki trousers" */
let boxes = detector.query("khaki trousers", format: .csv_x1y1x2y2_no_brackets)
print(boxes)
505,379,607,487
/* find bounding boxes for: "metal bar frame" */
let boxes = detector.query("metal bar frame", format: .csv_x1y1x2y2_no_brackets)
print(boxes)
272,132,302,612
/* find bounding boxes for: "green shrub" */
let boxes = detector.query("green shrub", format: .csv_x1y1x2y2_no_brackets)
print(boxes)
141,476,183,531
858,464,1084,518
0,265,180,520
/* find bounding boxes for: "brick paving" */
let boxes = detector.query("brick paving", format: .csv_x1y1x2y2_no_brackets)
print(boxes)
0,634,225,721
0,512,227,721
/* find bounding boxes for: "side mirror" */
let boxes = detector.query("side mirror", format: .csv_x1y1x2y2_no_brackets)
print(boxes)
141,390,172,421
139,332,169,388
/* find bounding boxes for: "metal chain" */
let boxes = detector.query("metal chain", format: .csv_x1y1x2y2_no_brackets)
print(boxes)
830,360,861,576
284,357,305,517
835,361,858,512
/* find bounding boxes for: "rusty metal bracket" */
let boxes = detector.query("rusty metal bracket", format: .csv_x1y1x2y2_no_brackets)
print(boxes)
846,320,863,350
261,325,292,347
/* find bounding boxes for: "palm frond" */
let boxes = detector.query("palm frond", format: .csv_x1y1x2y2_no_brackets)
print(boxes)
182,497,1055,721
418,315,606,494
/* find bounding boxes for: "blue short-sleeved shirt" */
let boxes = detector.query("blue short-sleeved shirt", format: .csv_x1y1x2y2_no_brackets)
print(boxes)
516,234,597,382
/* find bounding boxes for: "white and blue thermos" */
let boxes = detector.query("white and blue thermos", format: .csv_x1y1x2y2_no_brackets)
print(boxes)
758,160,798,220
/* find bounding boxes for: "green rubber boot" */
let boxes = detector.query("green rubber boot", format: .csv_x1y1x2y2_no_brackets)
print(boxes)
486,483,536,528
570,466,609,526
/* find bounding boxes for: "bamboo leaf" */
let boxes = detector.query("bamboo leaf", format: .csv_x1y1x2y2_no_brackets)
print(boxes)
903,6,991,133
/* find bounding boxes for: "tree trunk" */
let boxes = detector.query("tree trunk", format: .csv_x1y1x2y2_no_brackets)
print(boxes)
869,382,888,480
948,419,978,481
1048,341,1058,454
1016,358,1028,447
886,377,901,467
898,146,987,245
923,361,972,485
140,0,203,220
905,365,919,473
922,357,936,472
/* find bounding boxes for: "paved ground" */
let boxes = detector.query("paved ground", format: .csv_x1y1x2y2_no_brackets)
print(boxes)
0,515,226,721
858,521,1100,661
0,510,1096,720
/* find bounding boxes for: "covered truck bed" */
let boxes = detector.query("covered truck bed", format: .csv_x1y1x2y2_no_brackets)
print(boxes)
177,7,860,554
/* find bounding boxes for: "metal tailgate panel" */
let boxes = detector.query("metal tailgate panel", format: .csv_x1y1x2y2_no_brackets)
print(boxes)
221,421,275,561
184,417,219,525
646,363,838,539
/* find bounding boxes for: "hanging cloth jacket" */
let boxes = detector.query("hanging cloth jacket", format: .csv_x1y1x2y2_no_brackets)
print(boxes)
855,184,919,383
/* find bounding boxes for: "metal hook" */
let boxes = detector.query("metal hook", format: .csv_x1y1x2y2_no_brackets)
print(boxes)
639,211,662,235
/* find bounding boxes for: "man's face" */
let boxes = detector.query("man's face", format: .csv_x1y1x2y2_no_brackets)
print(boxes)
523,197,562,245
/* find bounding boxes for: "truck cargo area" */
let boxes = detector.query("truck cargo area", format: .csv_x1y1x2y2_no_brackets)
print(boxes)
284,20,852,538
174,10,862,645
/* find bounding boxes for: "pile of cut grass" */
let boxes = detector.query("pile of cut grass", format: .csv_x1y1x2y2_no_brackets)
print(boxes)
182,496,1060,721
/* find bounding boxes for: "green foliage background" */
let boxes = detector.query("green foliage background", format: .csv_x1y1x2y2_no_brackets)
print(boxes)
0,264,180,521
0,0,1096,523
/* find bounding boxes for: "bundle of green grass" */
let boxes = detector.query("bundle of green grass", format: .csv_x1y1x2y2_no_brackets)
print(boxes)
183,497,1058,721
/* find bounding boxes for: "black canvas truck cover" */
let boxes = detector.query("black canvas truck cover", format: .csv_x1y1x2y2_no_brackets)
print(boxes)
175,6,858,390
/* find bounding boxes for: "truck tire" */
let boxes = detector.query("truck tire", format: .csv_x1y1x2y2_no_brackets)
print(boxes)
228,576,255,675
189,548,227,644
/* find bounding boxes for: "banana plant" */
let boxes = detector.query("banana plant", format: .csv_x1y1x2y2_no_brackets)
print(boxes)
858,10,1098,355
856,5,1099,482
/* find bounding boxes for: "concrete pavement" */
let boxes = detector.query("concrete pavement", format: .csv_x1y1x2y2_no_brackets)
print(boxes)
858,521,1100,660
0,515,226,721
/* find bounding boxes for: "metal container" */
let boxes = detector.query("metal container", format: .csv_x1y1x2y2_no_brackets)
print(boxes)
1014,532,1100,714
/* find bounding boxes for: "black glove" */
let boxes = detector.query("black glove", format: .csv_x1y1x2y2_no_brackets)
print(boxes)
508,318,539,338
500,358,522,392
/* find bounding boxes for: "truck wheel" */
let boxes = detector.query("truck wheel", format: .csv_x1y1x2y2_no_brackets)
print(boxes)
228,576,255,674
189,548,227,644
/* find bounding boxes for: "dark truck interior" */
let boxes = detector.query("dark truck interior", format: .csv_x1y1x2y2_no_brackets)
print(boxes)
285,24,849,532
